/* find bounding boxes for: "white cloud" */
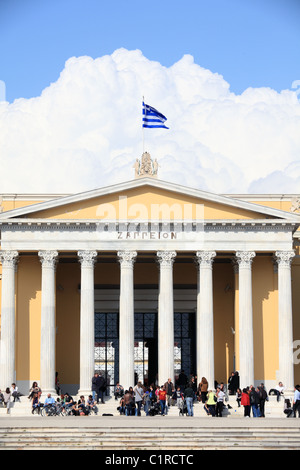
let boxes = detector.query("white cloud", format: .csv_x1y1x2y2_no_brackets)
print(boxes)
0,48,300,195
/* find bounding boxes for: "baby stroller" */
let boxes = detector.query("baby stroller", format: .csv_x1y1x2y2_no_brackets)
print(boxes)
179,399,188,416
283,398,293,418
148,401,160,416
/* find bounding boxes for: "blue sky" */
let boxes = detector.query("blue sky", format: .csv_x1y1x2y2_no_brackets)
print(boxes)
1,0,300,102
0,0,300,195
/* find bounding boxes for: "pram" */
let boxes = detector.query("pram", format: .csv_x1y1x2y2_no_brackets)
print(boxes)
283,398,293,418
148,401,160,416
179,399,188,416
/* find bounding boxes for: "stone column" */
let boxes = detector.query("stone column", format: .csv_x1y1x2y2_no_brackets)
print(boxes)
38,250,58,396
0,250,18,390
118,250,137,390
195,251,216,390
157,251,176,385
78,250,97,397
274,250,295,392
235,251,255,388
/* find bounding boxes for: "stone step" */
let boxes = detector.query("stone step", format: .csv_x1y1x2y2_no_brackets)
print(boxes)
0,394,290,417
1,429,300,450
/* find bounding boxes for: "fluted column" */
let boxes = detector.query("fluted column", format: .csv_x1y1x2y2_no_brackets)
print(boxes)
38,250,58,395
196,251,216,390
275,250,295,392
118,250,137,390
78,250,97,397
0,250,18,390
235,251,255,388
157,251,176,385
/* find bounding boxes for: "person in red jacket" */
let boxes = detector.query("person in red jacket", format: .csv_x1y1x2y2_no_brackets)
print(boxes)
241,388,251,417
158,386,167,416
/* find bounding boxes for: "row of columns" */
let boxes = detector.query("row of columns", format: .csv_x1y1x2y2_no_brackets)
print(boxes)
0,249,296,394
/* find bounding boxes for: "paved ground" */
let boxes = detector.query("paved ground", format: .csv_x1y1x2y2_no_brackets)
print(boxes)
0,415,299,429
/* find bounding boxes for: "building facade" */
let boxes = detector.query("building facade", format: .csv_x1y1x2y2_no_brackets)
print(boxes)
1,158,300,396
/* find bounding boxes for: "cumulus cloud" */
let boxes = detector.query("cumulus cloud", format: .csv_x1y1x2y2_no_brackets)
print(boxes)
0,48,300,195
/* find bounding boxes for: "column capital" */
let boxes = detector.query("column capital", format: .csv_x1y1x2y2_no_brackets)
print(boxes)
0,250,19,268
274,250,295,268
38,250,59,268
235,251,255,268
118,250,137,267
157,250,176,267
195,250,216,267
78,250,97,267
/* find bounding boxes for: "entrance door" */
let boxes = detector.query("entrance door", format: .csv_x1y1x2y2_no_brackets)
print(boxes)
94,312,119,396
174,312,196,383
134,312,158,386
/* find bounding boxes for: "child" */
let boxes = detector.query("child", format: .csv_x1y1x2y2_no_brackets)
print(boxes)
175,386,184,410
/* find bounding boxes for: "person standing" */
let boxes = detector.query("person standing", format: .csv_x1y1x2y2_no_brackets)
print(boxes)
215,386,225,417
241,388,250,417
293,385,300,417
92,373,99,402
164,378,174,409
184,383,194,416
258,384,267,417
158,386,167,416
133,382,144,416
177,370,187,392
205,390,216,416
198,377,208,403
249,386,261,417
97,373,106,404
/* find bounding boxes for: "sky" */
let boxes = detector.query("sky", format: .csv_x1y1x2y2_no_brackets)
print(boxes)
0,0,300,194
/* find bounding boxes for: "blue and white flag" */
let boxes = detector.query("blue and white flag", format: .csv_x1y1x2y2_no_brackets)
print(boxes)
142,101,169,129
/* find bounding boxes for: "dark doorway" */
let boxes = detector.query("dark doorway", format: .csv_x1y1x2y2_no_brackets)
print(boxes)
134,312,158,386
94,312,119,396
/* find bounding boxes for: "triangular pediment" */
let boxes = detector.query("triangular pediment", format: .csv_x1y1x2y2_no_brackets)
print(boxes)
0,178,299,222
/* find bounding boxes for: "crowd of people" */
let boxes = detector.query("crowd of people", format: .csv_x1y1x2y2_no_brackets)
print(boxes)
1,370,300,418
112,371,300,419
27,382,99,416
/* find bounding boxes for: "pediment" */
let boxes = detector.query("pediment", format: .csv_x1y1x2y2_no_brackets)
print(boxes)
0,178,298,222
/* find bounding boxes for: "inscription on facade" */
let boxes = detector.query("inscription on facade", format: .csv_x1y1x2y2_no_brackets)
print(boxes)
118,231,177,240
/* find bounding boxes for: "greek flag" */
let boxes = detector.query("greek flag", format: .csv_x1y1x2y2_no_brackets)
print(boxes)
142,101,169,129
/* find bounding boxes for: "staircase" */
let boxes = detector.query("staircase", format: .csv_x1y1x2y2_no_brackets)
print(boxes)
0,422,300,450
1,395,299,450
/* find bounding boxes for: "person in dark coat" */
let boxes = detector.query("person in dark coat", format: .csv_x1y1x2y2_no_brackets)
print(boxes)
177,370,188,392
228,371,240,395
96,374,106,404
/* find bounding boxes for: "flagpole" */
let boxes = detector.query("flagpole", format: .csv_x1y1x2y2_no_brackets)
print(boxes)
142,96,145,153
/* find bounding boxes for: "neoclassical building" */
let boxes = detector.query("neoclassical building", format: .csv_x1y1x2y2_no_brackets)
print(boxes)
1,154,300,396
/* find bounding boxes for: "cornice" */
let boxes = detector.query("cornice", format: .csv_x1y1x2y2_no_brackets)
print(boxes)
0,218,299,233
